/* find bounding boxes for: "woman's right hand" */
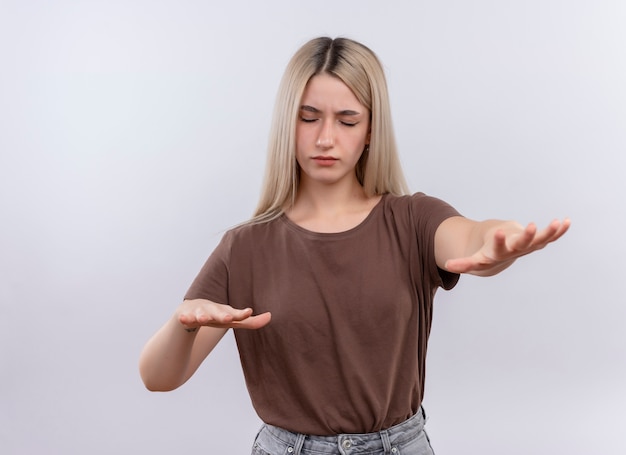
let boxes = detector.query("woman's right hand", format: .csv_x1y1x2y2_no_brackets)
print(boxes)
176,299,272,331
140,299,271,391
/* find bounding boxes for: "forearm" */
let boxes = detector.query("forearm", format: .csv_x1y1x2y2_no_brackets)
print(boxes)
139,315,198,391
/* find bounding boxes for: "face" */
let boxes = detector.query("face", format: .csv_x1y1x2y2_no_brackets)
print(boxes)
295,73,370,188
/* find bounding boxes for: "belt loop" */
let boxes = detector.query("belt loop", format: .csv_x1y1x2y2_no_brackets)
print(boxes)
292,433,306,455
379,428,392,454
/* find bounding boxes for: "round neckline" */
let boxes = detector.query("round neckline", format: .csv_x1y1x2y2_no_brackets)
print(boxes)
279,194,388,238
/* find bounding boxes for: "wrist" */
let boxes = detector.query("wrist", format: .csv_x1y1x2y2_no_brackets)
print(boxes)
172,311,199,334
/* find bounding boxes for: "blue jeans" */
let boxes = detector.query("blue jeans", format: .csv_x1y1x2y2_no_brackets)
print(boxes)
252,408,435,455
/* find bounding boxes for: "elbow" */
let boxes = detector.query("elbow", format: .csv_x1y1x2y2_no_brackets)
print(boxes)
139,368,163,392
143,381,162,392
143,382,176,393
140,370,181,392
139,360,182,392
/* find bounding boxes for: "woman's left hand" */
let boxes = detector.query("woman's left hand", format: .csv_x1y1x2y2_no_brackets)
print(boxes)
443,218,571,275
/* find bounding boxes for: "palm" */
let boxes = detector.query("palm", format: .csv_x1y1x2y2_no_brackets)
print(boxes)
445,218,570,274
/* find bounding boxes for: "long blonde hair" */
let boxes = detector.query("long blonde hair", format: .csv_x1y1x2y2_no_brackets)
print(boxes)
251,37,409,224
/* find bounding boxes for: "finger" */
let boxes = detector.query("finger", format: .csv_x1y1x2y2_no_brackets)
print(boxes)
230,312,272,330
178,304,239,326
443,257,468,273
178,313,196,326
202,312,272,330
178,311,208,328
550,218,571,242
444,255,491,274
228,307,255,322
529,218,570,248
506,223,536,252
491,228,508,255
200,304,252,323
184,305,270,330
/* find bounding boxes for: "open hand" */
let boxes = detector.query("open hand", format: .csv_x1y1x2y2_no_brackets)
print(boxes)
444,218,571,275
177,299,272,331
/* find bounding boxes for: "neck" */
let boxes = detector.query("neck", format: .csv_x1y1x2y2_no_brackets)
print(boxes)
285,176,382,233
294,176,367,215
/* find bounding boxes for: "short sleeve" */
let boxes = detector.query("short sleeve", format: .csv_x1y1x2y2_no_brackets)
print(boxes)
183,230,234,304
411,193,461,290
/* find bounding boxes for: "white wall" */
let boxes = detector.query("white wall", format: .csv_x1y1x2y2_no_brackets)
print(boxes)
1,1,624,453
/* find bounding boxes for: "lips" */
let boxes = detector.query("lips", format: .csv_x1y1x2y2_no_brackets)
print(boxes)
312,156,338,166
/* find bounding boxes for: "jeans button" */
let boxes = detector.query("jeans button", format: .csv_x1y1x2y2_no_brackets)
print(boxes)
342,439,352,449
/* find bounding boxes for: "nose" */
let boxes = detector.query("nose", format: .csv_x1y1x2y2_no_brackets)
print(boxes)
316,119,334,148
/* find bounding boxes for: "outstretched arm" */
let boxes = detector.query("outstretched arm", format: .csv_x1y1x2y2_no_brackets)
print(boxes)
435,216,570,276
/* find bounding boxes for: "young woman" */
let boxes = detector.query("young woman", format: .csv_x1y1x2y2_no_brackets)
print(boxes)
139,37,569,454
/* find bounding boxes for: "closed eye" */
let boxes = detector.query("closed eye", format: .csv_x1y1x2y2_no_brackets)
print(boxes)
300,117,358,127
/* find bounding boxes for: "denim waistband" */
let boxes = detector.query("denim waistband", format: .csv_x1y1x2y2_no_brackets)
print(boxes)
255,408,429,454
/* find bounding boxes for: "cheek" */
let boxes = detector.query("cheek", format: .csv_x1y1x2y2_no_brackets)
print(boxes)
294,132,305,154
350,131,369,152
294,126,307,148
295,128,317,157
294,139,307,166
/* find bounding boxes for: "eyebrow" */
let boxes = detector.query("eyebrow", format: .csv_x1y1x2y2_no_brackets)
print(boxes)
300,105,361,116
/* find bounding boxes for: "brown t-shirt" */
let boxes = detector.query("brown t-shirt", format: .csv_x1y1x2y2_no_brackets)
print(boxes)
185,192,460,435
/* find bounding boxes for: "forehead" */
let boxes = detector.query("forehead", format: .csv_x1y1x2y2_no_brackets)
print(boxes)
300,74,364,109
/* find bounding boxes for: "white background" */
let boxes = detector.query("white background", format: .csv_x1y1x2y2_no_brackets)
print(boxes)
1,1,625,454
